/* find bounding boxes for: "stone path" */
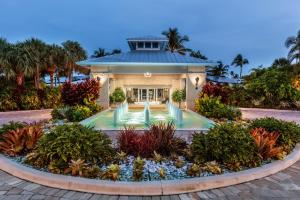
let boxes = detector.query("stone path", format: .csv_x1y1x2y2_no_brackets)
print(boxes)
1,161,300,199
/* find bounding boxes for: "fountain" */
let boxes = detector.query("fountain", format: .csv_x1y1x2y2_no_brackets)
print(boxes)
167,102,183,125
113,102,128,126
144,101,150,125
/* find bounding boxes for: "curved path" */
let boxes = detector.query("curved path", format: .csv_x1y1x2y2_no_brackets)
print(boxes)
1,161,300,199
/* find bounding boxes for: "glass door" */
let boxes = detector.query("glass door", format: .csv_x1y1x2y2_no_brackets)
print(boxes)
148,89,155,102
140,89,147,101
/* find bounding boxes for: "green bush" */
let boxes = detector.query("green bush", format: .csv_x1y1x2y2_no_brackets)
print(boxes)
19,90,41,110
191,123,260,170
0,92,18,111
65,105,92,122
0,121,26,137
40,87,62,109
172,89,186,107
195,94,241,120
26,124,114,171
110,87,126,103
249,117,300,152
83,97,102,113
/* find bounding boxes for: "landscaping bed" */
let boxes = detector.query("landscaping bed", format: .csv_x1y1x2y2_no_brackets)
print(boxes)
1,117,300,182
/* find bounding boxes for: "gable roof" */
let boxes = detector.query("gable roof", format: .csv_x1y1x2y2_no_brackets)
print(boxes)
127,35,168,41
77,50,217,67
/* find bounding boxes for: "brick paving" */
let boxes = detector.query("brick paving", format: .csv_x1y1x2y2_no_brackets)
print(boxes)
0,161,300,199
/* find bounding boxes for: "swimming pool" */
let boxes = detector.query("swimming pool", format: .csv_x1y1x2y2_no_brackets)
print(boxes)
81,109,214,131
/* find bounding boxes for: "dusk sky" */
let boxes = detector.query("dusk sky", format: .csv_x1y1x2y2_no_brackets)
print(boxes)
0,0,299,75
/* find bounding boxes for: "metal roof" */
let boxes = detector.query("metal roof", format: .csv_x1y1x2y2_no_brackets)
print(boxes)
77,51,218,67
207,75,241,84
127,35,168,41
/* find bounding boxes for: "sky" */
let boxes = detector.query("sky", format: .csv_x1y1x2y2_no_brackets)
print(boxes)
0,0,299,75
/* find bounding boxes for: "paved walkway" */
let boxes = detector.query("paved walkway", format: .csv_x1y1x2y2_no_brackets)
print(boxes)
0,110,52,126
1,161,300,199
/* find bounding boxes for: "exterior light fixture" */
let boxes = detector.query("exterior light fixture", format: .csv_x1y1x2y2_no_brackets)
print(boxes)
195,77,200,90
144,72,152,78
96,76,101,81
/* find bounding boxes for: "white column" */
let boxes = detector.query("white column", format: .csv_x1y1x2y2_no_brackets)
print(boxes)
138,89,140,102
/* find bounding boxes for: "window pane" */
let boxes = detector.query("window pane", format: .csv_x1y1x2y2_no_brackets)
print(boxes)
137,42,144,48
145,42,151,48
152,42,159,48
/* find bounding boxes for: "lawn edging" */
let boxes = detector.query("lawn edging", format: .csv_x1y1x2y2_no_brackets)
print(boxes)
1,144,300,196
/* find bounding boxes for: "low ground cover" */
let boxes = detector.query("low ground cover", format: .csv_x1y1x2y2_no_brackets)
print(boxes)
1,117,299,181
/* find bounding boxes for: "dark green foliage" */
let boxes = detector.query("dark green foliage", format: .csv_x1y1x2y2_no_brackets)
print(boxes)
19,90,41,110
27,124,114,170
38,87,61,109
249,117,300,152
195,95,241,120
110,87,126,103
191,123,261,170
65,105,92,122
0,121,26,136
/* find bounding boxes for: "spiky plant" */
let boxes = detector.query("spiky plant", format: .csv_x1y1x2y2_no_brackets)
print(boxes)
101,164,120,181
203,161,222,174
133,156,145,181
158,168,166,179
0,129,25,156
187,164,201,177
153,151,164,163
174,158,185,168
64,159,86,176
24,126,43,150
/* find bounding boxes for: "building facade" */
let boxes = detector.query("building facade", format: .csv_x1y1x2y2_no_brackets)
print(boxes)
77,36,217,110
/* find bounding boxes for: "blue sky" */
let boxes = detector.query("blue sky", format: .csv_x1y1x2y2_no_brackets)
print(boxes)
0,0,299,74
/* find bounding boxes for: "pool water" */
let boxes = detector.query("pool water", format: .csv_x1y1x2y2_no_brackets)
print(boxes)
81,109,214,131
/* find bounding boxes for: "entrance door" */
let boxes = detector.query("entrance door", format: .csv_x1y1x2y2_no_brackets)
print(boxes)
148,89,155,102
140,89,147,101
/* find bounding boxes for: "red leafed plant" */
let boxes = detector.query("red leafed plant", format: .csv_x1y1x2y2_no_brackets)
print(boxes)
61,79,100,106
118,123,186,158
250,128,282,160
199,82,231,104
0,125,43,156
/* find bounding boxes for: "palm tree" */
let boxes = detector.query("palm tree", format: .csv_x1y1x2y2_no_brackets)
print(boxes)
207,61,229,77
0,38,10,73
230,71,239,79
162,27,190,54
22,38,47,89
285,30,300,64
111,49,122,55
272,58,290,68
190,50,207,60
62,40,87,82
92,48,108,58
46,44,66,87
231,54,249,79
1,44,33,87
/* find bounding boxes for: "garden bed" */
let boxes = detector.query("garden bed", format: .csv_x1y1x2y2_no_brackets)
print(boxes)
1,144,300,195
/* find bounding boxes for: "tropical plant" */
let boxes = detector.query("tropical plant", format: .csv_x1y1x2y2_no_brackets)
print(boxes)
285,30,300,64
187,164,201,177
19,89,41,110
272,58,290,68
202,161,222,174
133,156,145,181
61,79,100,106
65,105,92,122
26,124,114,170
231,54,249,79
162,27,190,54
64,159,86,176
0,125,43,156
191,123,261,170
190,50,207,60
62,40,87,82
102,164,120,181
200,82,230,103
249,118,300,152
250,128,282,160
92,48,109,58
207,61,229,77
0,121,26,136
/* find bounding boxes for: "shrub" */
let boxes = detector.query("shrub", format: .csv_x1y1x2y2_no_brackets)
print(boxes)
83,96,102,113
51,107,69,120
61,79,100,106
249,117,300,152
26,124,114,171
39,87,62,109
110,87,125,103
0,92,18,111
0,125,43,156
65,105,92,122
250,128,282,160
118,123,186,158
172,89,186,108
200,82,230,103
195,94,241,120
19,90,41,110
0,121,26,136
191,123,261,170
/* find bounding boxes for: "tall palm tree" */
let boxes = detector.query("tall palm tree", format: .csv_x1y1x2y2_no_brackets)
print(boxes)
190,50,207,60
162,27,190,54
231,54,249,79
22,38,47,89
46,44,66,87
62,40,87,82
1,44,33,87
111,49,122,55
0,38,10,73
207,61,229,77
285,30,300,64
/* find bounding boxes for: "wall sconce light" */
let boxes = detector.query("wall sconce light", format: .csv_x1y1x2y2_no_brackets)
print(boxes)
144,72,152,78
195,77,200,90
96,76,101,81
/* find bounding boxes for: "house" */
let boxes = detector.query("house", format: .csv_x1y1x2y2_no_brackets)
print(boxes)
77,36,217,109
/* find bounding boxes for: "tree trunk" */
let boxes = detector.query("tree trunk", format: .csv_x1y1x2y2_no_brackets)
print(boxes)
16,73,24,88
68,64,73,83
34,65,40,89
47,66,56,88
239,65,243,79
